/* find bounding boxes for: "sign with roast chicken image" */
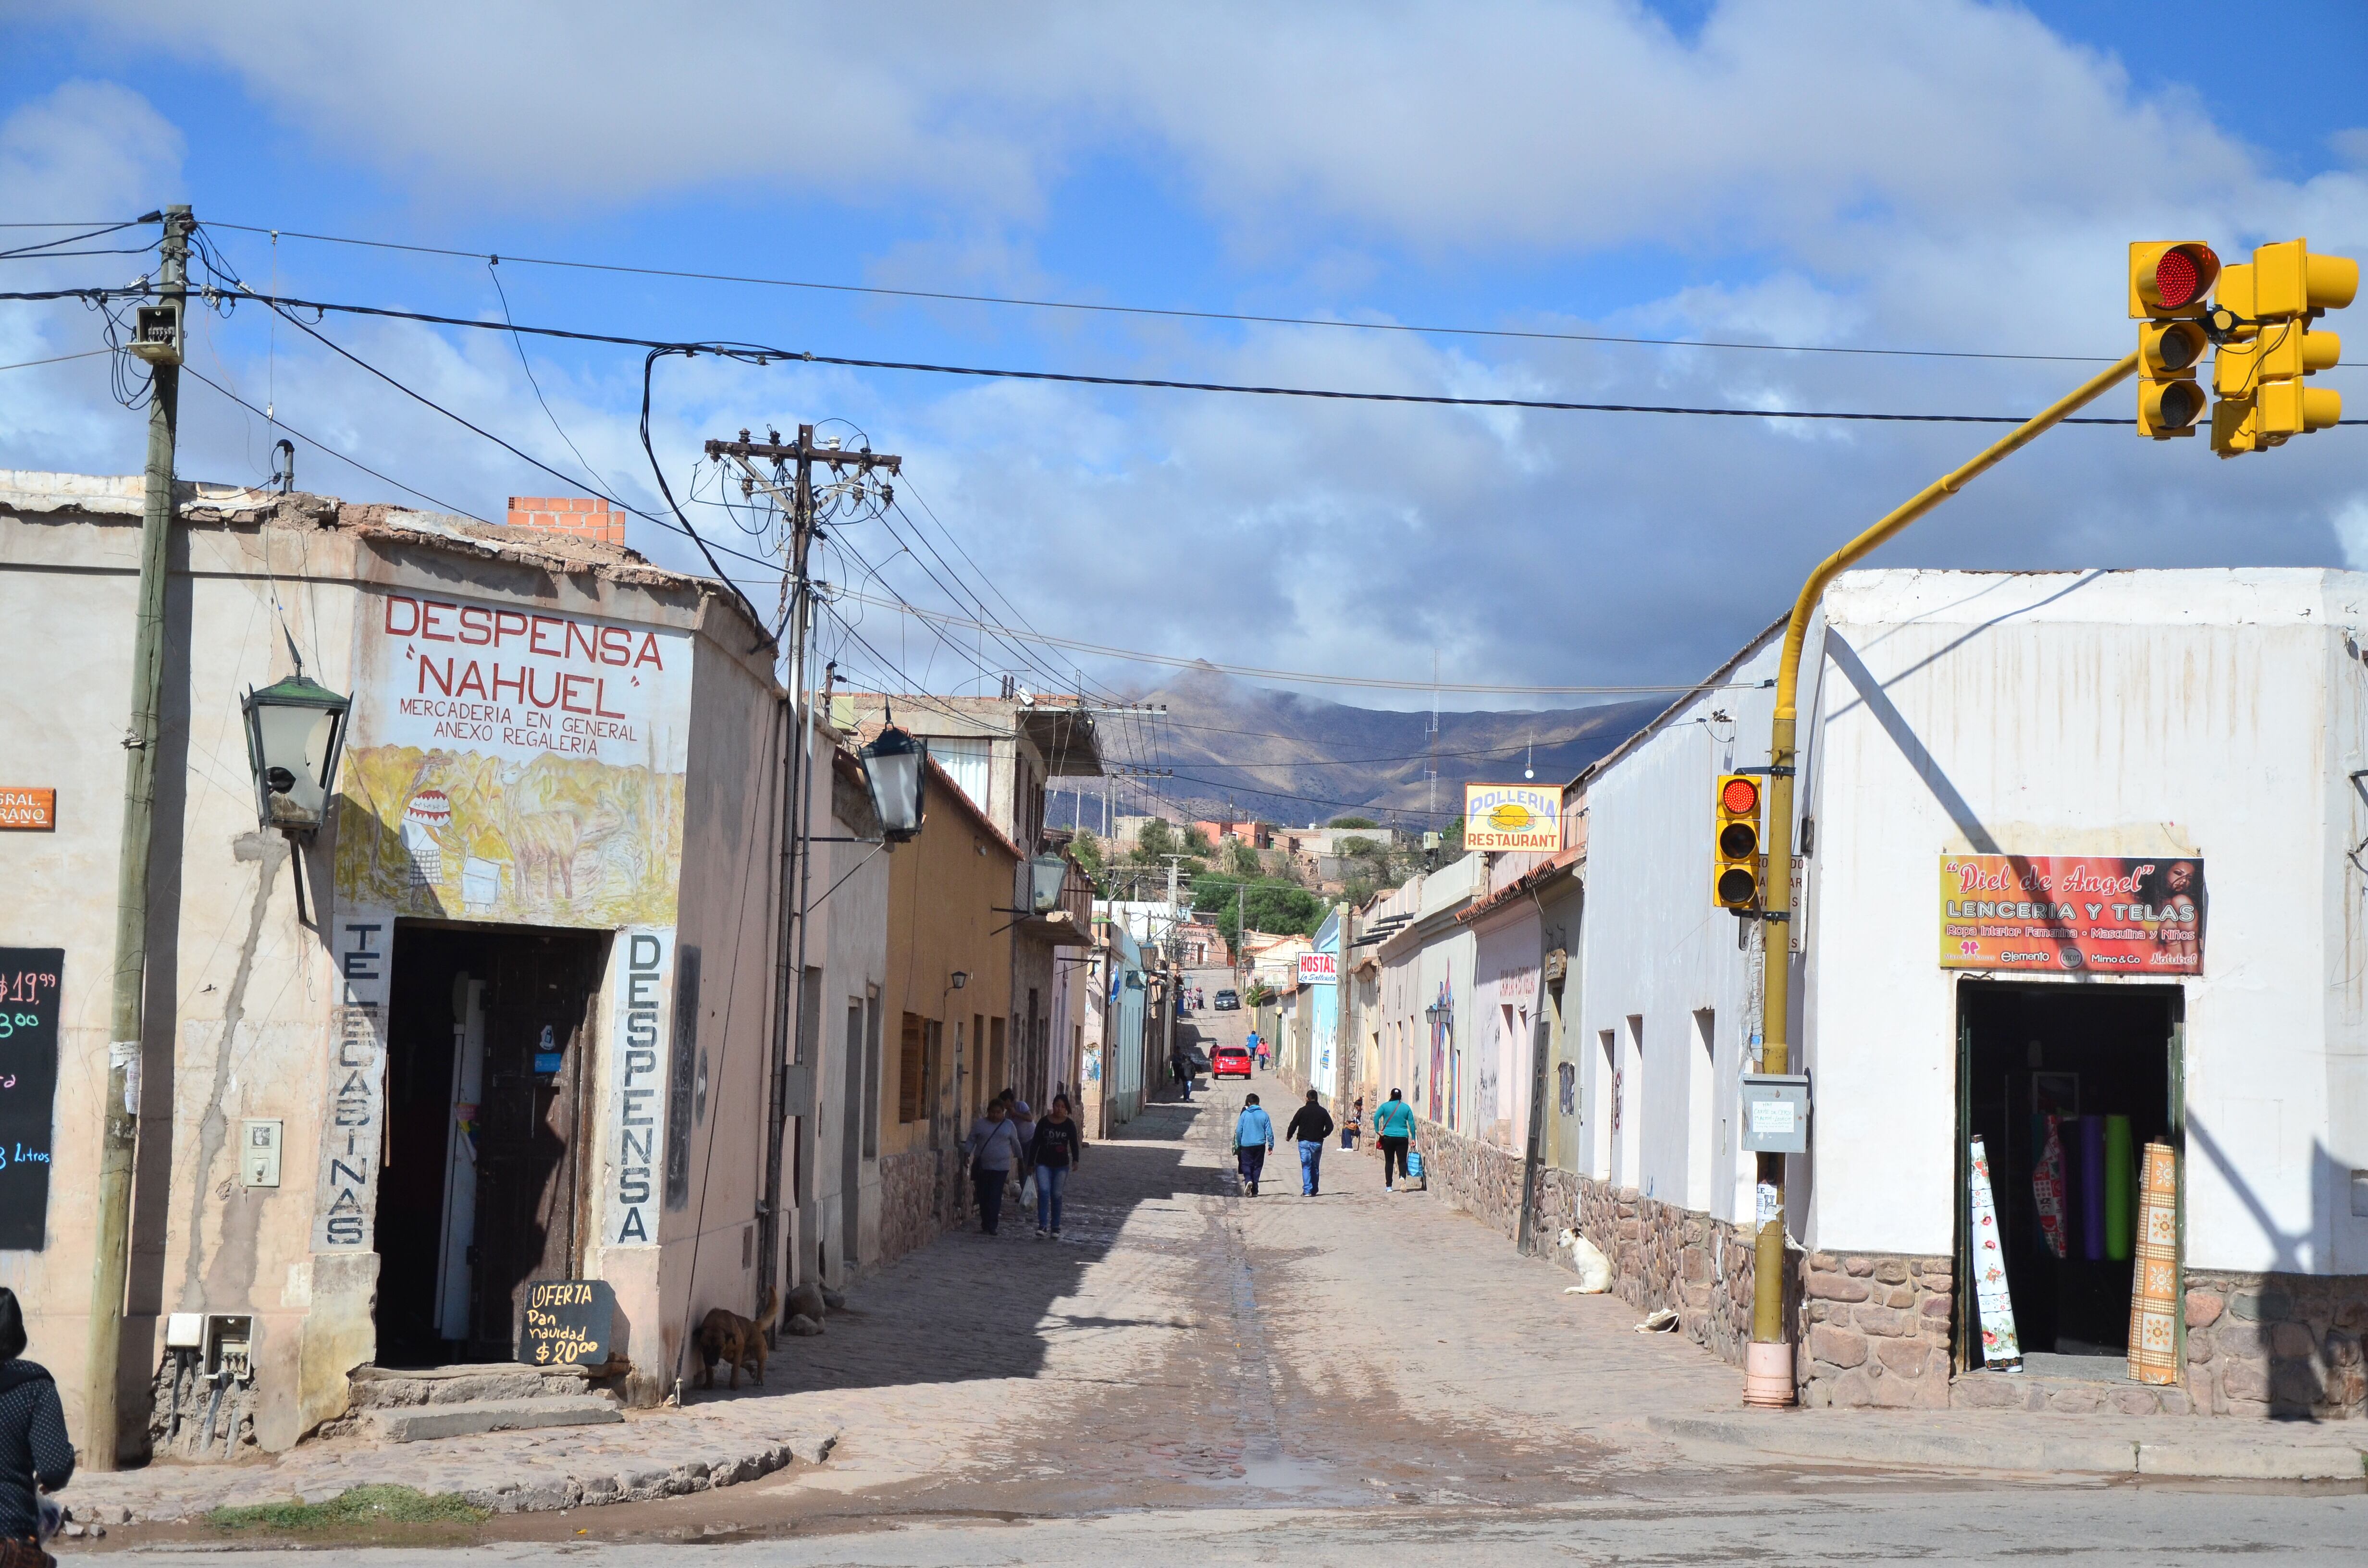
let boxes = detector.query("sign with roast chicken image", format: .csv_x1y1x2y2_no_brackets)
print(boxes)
334,591,691,927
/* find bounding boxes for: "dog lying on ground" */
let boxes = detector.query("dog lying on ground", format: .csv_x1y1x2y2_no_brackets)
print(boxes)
696,1286,778,1390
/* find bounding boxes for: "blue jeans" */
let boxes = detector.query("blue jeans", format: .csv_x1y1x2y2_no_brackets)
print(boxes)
1299,1139,1324,1195
1035,1163,1070,1231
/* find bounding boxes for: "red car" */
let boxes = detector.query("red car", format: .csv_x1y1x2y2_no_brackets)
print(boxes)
1212,1044,1253,1079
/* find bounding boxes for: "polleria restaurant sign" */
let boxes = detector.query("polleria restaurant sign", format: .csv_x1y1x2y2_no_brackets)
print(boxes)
1464,783,1562,851
1938,855,2204,974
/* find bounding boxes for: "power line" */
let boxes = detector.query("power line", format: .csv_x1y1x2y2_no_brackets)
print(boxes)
199,217,2139,366
0,347,111,373
1,283,2174,425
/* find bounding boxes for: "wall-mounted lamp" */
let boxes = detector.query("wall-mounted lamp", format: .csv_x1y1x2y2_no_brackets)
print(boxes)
862,725,927,843
950,970,970,990
1028,853,1070,914
240,673,351,835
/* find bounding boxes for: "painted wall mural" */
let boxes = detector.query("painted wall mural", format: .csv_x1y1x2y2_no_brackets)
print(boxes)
334,592,692,928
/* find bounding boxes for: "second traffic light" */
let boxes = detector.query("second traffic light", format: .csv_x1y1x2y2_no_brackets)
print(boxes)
1714,774,1762,911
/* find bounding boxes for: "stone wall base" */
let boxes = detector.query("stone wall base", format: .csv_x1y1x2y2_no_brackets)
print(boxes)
2183,1272,2368,1419
876,1147,958,1270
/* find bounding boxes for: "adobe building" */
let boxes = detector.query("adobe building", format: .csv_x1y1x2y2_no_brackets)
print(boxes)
0,473,788,1459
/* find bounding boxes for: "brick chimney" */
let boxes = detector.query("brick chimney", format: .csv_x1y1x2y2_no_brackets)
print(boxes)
507,496,626,547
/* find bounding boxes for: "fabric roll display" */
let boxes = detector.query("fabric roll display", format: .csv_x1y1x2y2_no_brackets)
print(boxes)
2080,1115,2108,1262
2032,1114,2069,1259
2104,1115,2134,1261
2128,1140,2181,1385
1968,1136,2023,1370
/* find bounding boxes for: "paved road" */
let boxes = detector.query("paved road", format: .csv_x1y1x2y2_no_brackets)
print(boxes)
101,1082,2368,1563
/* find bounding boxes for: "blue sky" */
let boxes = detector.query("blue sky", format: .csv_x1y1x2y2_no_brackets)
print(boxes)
6,0,2368,710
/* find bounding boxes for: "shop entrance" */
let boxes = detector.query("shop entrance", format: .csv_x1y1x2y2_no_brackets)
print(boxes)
375,921,608,1367
1956,980,2181,1372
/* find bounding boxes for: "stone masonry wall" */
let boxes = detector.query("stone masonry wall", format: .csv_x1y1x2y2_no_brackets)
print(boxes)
2182,1271,2368,1419
1797,1252,1955,1409
876,1148,956,1270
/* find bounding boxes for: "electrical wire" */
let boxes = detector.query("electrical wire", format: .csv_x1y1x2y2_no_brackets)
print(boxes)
201,218,2142,366
3,282,2187,425
0,347,111,373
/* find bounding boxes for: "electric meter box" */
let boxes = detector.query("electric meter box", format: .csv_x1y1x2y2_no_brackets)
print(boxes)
130,302,183,366
1739,1072,1811,1154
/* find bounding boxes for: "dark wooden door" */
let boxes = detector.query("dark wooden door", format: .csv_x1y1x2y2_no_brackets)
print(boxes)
471,932,604,1355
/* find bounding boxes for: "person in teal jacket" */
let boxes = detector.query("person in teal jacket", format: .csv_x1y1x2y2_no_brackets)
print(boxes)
1233,1094,1276,1196
1374,1089,1417,1191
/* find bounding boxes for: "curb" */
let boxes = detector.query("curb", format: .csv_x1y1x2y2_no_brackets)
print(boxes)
463,1428,840,1515
1645,1415,2368,1482
88,1428,840,1523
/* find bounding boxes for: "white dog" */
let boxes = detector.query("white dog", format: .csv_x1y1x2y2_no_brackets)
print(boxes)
1557,1226,1613,1293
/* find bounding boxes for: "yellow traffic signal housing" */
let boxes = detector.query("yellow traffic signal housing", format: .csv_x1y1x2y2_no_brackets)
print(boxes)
2250,239,2354,441
1714,774,1762,911
2137,319,2208,438
2209,261,2260,456
2129,241,2220,319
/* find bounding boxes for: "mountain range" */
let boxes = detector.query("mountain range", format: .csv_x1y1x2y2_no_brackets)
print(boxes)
1062,664,1666,832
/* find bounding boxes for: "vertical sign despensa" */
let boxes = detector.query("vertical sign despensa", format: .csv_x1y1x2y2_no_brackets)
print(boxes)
609,927,673,1244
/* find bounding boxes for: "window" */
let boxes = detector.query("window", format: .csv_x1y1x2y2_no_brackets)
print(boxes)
898,1012,925,1123
933,736,993,815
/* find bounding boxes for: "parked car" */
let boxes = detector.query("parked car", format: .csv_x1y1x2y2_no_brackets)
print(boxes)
1213,989,1241,1011
1212,1043,1253,1079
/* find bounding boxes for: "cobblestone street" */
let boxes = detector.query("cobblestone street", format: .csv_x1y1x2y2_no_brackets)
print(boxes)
73,1076,2368,1564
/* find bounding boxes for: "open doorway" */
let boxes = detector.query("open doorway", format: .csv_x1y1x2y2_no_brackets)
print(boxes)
1956,980,2181,1375
375,921,609,1367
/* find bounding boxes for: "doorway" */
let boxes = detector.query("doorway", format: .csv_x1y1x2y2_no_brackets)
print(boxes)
1955,981,2181,1373
375,921,608,1366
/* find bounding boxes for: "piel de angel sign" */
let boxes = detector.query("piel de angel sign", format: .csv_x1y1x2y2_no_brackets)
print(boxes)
1938,855,2203,974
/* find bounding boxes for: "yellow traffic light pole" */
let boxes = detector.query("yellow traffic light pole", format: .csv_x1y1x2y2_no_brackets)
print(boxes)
1742,346,2141,1406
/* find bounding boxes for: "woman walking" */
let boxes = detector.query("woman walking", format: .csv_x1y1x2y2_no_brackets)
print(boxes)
1233,1093,1276,1195
0,1287,72,1568
966,1099,1027,1236
1029,1094,1084,1239
1374,1089,1416,1191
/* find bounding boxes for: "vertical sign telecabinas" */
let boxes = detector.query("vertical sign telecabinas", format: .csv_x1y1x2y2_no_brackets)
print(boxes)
0,950,64,1250
314,919,389,1250
609,927,673,1245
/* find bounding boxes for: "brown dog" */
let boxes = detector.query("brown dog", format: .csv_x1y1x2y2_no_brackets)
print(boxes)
695,1286,777,1390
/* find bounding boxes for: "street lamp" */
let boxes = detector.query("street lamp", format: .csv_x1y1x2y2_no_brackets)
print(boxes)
240,673,352,835
1028,854,1071,915
862,725,927,843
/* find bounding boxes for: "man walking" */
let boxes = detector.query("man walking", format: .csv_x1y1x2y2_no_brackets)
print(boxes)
1171,1039,1195,1102
1286,1090,1335,1196
1374,1088,1416,1191
1232,1093,1275,1196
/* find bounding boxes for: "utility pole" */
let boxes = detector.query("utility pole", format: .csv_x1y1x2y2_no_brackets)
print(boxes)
709,425,899,1321
1336,900,1353,1111
88,205,190,1469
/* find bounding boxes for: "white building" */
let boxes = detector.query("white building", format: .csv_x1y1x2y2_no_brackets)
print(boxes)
1568,567,2368,1418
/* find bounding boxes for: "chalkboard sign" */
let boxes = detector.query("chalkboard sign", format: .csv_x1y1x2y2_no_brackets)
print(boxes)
0,949,63,1251
518,1278,616,1367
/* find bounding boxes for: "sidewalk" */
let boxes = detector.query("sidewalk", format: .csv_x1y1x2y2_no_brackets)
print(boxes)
66,1398,843,1523
1308,1105,2368,1485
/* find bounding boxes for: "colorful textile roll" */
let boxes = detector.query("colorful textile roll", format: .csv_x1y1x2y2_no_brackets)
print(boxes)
1968,1136,2023,1369
2032,1114,2069,1259
2129,1141,2180,1385
2081,1116,2108,1261
2104,1115,2134,1261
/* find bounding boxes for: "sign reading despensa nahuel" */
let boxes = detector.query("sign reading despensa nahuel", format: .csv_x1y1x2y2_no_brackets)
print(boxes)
1939,855,2204,974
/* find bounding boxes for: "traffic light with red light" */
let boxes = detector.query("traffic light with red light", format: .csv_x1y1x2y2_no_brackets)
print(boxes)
1714,774,1762,912
2131,243,2220,439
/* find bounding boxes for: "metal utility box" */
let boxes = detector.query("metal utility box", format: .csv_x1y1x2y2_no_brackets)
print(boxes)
1739,1072,1812,1154
239,1119,283,1188
130,302,183,366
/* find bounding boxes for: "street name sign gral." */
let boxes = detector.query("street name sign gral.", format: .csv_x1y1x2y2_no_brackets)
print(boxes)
1463,783,1563,852
1938,854,2204,974
518,1278,617,1367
